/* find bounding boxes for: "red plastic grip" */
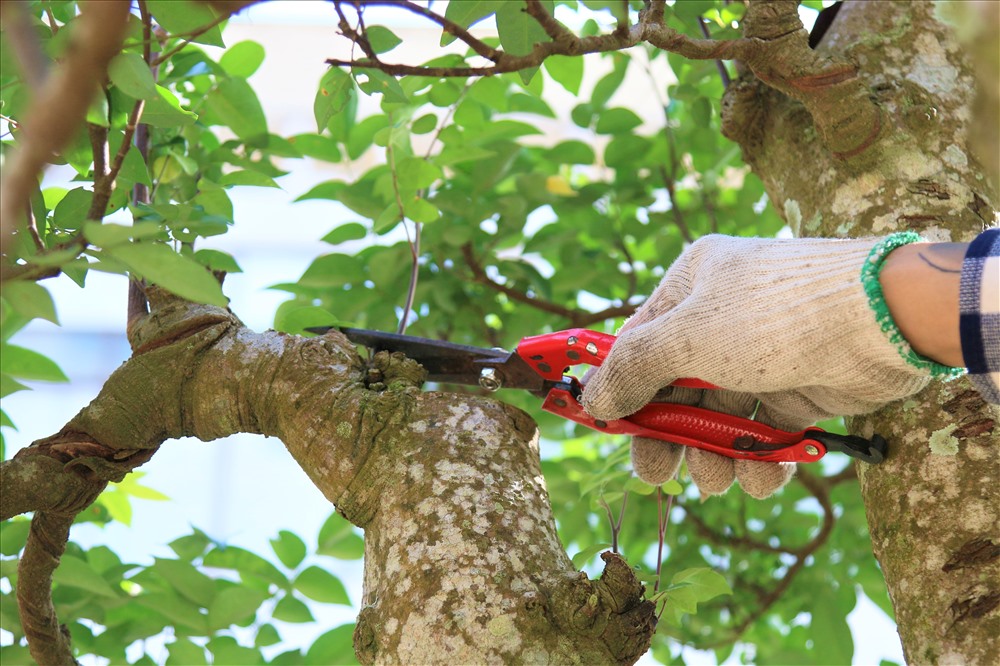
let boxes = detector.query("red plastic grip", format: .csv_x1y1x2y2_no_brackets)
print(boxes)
541,385,828,463
515,328,719,390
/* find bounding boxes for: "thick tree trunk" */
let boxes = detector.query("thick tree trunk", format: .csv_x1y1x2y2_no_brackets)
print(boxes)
4,289,655,665
722,2,999,663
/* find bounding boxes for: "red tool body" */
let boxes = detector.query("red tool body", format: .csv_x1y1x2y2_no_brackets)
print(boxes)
309,326,887,464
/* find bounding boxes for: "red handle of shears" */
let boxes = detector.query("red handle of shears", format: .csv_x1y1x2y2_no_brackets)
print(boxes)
515,328,718,390
514,328,830,463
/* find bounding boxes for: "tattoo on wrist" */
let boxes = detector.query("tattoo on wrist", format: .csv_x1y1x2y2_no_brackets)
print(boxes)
917,252,962,274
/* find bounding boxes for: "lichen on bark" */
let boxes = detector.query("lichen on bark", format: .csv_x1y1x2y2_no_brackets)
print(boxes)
721,2,999,662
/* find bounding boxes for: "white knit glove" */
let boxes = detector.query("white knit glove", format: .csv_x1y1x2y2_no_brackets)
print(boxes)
583,233,959,498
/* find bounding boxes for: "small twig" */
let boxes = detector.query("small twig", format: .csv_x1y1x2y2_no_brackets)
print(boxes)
653,483,676,597
44,6,60,35
598,496,619,553
149,12,231,67
658,165,695,244
699,19,731,88
525,0,574,42
24,204,44,252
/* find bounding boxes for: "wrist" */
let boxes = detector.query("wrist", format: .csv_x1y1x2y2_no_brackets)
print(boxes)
878,240,965,368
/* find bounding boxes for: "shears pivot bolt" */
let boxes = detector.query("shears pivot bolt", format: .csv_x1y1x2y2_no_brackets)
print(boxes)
804,444,820,456
479,368,502,391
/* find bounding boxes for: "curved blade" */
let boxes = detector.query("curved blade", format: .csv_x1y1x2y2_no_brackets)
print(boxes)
308,327,548,393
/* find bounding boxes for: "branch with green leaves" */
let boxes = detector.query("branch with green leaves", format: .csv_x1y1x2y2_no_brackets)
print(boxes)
327,0,883,159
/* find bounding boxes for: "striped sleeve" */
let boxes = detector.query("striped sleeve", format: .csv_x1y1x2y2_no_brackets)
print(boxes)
959,227,1000,404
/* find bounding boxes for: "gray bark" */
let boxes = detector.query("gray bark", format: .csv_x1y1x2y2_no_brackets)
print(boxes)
722,2,999,663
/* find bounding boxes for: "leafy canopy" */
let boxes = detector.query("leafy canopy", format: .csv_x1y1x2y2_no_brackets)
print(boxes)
0,1,888,665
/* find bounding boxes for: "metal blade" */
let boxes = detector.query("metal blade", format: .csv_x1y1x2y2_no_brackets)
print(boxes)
308,327,550,393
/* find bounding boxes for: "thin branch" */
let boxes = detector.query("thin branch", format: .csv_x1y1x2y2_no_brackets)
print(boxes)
327,16,753,78
699,19,731,88
149,11,232,67
658,165,696,244
682,470,838,650
346,0,502,62
525,0,576,43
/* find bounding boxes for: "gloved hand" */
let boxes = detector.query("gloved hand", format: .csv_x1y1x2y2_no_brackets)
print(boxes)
583,233,958,498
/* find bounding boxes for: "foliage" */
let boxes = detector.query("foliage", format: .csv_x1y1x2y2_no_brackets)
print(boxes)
1,1,893,664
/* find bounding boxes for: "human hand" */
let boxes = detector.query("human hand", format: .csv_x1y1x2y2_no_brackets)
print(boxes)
583,234,957,497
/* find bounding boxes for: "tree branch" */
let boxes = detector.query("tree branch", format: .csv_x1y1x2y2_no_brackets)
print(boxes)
681,469,838,650
0,0,131,269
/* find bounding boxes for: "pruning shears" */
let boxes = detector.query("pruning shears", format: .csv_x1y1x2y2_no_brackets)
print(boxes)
308,326,887,465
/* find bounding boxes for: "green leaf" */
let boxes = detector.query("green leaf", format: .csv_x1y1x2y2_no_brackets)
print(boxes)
317,512,364,560
661,479,683,495
270,530,307,570
206,77,268,140
571,543,612,569
298,254,363,288
152,558,216,607
255,623,282,648
169,529,211,561
207,636,264,665
314,68,354,133
219,40,266,78
293,566,351,605
273,306,338,335
146,0,224,47
366,26,402,54
624,477,656,495
2,282,59,324
442,0,504,45
395,157,443,191
403,197,439,224
306,624,359,665
0,519,30,556
595,107,644,134
142,85,198,127
52,555,118,598
83,221,164,247
496,0,553,57
203,546,288,588
166,638,208,666
544,55,583,95
108,53,158,100
104,243,227,307
355,68,408,104
193,249,242,273
52,188,93,231
673,0,715,24
322,223,368,245
218,170,281,188
289,133,342,162
0,344,68,382
669,567,732,603
411,113,438,135
811,591,855,665
208,585,270,630
0,374,30,399
547,140,595,165
692,96,713,128
271,593,315,623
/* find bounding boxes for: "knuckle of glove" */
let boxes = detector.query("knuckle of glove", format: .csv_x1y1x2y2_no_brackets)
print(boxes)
734,460,796,499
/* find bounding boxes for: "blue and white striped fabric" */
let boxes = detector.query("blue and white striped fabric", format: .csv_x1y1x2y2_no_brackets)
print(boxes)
959,227,1000,404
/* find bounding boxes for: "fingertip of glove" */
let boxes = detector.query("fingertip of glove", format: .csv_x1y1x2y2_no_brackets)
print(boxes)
631,438,683,485
735,460,796,499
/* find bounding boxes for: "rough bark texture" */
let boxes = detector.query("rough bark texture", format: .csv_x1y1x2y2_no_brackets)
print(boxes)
722,2,999,663
6,288,655,664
